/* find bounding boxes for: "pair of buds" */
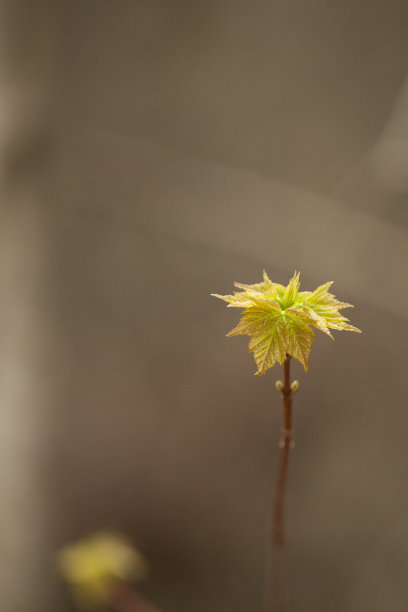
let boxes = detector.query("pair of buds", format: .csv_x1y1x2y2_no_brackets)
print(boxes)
275,380,299,395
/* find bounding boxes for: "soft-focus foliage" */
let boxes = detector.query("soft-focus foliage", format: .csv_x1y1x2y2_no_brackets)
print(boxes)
57,531,148,609
212,271,361,374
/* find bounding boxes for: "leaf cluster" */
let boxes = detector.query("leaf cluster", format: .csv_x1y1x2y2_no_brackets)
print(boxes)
212,271,360,374
57,531,148,609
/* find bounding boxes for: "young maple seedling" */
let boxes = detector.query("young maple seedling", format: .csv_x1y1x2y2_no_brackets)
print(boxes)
212,271,360,611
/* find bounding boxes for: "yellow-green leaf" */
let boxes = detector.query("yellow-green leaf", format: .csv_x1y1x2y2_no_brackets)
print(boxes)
212,271,361,374
280,271,300,308
57,532,148,610
227,300,282,338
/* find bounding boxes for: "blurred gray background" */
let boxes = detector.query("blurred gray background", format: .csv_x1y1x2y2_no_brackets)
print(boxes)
0,1,407,611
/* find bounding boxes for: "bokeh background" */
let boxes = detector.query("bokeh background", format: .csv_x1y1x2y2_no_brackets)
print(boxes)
1,1,408,611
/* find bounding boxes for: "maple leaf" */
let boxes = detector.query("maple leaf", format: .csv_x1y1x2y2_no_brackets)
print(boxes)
57,532,148,609
212,271,361,375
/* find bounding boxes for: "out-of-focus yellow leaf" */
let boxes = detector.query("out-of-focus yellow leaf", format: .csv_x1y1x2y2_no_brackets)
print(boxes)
57,531,148,609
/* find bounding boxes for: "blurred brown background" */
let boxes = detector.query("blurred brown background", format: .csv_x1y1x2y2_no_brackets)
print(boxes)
0,1,407,611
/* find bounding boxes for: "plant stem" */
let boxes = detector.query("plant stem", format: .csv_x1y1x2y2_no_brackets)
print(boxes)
273,356,293,547
265,356,293,611
108,581,161,612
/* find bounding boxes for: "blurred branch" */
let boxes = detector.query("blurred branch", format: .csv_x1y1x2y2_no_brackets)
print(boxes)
108,581,162,612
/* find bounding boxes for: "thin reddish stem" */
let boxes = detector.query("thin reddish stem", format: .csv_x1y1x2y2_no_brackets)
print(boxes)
273,356,293,547
266,356,294,611
108,581,161,612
